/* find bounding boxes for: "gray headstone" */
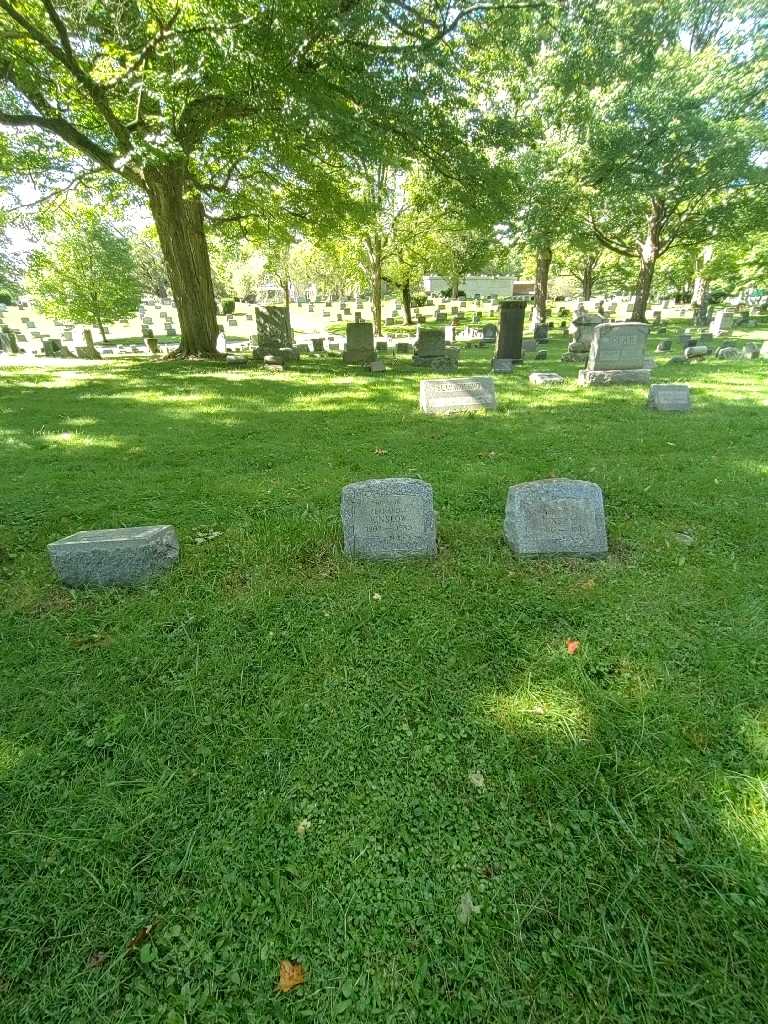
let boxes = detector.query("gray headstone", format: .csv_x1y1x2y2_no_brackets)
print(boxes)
529,372,564,385
684,345,708,359
648,384,691,412
492,358,517,373
495,300,524,363
710,309,734,338
341,478,437,560
503,480,608,557
344,321,375,364
588,322,648,370
419,376,496,415
47,525,179,588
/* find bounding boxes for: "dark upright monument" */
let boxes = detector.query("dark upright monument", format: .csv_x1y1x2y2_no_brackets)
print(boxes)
493,299,526,372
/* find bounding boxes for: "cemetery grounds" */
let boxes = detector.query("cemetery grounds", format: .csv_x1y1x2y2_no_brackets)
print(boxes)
1,319,768,1022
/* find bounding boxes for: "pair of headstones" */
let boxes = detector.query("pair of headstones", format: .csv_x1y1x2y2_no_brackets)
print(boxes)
341,478,608,559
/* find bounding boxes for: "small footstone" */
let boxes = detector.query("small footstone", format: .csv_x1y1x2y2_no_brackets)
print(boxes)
369,360,386,373
341,478,437,560
48,525,179,588
529,372,564,386
535,349,548,360
504,480,608,557
492,358,516,373
648,383,691,412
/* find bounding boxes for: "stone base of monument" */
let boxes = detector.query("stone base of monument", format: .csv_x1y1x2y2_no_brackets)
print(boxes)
343,350,376,364
648,383,691,412
492,357,520,373
503,479,608,557
529,372,564,386
48,525,179,588
577,368,651,386
413,353,459,372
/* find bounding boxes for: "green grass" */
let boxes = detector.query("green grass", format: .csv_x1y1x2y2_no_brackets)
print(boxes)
1,326,768,1023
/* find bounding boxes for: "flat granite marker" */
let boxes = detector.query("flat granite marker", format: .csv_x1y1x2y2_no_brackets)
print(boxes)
419,376,496,415
529,372,564,386
504,480,608,557
341,478,437,560
648,383,691,411
48,525,179,587
578,322,650,386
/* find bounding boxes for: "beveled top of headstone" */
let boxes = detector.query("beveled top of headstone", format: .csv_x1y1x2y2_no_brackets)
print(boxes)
504,479,608,557
341,478,437,559
50,525,173,547
587,321,649,371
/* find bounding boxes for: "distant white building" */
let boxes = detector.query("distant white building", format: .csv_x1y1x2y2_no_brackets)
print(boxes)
422,275,534,297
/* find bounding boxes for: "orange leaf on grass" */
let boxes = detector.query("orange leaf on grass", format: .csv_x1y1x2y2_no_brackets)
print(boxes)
277,959,305,993
126,923,155,952
566,639,581,655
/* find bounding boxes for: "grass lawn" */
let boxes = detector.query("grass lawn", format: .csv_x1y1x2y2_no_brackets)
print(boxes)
2,327,768,1022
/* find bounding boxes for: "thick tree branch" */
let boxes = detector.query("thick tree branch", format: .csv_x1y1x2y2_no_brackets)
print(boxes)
589,213,636,257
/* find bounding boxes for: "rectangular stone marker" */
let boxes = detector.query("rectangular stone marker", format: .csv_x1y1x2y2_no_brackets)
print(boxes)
344,321,375,364
48,525,179,588
710,309,734,337
493,302,524,369
648,383,691,411
579,321,650,385
341,478,437,560
504,479,608,557
529,372,564,386
419,376,496,415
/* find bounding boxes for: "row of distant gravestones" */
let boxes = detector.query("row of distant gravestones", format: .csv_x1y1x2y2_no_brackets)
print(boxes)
46,479,610,589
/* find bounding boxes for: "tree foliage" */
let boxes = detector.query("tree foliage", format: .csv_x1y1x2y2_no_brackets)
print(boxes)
26,204,140,339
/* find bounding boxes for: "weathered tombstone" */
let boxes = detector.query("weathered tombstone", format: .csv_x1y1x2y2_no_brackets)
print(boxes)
710,309,734,338
481,324,497,346
535,349,548,360
655,339,671,353
413,326,457,371
684,345,708,360
341,478,437,560
529,372,564,386
491,299,524,372
533,322,549,343
344,321,376,364
648,383,691,412
216,331,227,355
419,376,496,415
253,306,295,364
568,311,604,353
503,479,608,557
716,346,739,359
47,526,179,588
577,322,650,386
369,360,386,373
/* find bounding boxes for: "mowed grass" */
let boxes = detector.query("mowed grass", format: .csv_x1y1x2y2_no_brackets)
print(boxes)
1,326,768,1023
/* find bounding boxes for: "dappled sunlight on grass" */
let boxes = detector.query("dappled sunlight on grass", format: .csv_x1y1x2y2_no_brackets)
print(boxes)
35,430,123,449
0,737,29,776
485,681,593,746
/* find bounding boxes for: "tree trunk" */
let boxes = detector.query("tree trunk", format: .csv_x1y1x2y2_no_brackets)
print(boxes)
145,162,218,357
533,246,552,326
450,274,460,299
371,234,383,335
581,255,597,301
281,277,293,340
402,280,412,325
631,201,664,322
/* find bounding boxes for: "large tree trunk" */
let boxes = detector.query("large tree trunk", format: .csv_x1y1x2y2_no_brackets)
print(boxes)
145,162,218,357
631,201,664,322
402,280,412,325
450,273,460,299
533,246,552,326
370,234,383,335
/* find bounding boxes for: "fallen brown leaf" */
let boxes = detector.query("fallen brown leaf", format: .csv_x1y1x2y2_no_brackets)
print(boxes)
277,959,305,992
566,639,581,655
126,923,155,952
86,950,108,969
